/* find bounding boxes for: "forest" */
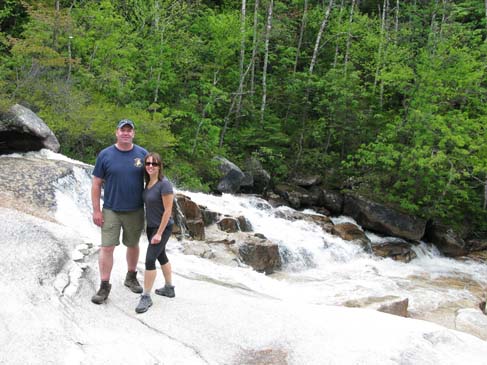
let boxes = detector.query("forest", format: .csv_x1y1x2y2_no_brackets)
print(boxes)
0,0,486,231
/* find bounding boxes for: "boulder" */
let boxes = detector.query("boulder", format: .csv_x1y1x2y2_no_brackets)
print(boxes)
371,241,417,263
0,155,86,218
377,298,409,317
466,238,487,253
214,156,245,194
274,183,321,209
242,157,271,194
343,195,426,241
237,215,253,232
344,296,409,318
321,189,344,215
291,175,322,187
174,194,205,240
0,104,60,154
331,222,371,251
238,235,281,274
265,191,288,208
218,217,240,233
200,207,221,227
274,209,334,233
424,221,468,257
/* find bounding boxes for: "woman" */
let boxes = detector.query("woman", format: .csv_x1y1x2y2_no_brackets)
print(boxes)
136,152,175,314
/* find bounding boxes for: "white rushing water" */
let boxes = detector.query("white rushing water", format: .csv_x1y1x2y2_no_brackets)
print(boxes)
180,191,487,316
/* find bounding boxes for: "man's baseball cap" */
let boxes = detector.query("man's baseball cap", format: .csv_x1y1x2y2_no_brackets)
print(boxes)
117,119,135,129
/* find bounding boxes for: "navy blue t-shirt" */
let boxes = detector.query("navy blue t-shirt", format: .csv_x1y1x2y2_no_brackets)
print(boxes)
93,144,148,211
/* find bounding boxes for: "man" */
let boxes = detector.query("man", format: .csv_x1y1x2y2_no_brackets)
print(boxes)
91,119,148,304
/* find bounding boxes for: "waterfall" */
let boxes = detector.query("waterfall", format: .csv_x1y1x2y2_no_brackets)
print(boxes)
181,191,487,311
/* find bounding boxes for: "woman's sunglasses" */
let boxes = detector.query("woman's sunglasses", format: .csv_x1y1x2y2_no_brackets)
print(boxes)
145,162,160,166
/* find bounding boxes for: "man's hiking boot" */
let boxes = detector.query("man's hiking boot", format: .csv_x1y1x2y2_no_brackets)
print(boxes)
155,284,175,298
135,294,153,314
91,281,111,304
124,271,143,293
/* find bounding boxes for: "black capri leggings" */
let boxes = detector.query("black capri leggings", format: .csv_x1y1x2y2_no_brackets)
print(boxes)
145,224,173,270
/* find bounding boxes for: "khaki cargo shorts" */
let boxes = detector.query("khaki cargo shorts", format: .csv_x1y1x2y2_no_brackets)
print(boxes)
101,208,144,247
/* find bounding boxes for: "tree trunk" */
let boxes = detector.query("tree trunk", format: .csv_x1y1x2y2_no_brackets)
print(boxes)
343,0,356,75
153,5,165,105
430,0,439,41
373,0,387,95
295,0,334,168
235,0,247,121
333,0,346,68
394,0,399,40
485,0,487,36
67,36,73,81
293,0,308,75
250,0,259,98
260,0,273,126
193,71,219,155
309,0,335,75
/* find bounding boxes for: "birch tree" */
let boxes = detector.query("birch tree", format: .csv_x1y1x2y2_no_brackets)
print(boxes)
333,0,346,68
343,0,356,74
235,0,246,120
250,0,259,97
373,0,387,94
293,0,308,74
295,0,334,167
485,0,487,35
260,0,273,126
309,0,334,75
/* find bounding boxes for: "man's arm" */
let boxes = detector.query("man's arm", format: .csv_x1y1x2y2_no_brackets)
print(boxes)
92,176,104,226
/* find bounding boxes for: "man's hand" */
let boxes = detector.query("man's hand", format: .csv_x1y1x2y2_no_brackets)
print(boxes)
93,210,104,227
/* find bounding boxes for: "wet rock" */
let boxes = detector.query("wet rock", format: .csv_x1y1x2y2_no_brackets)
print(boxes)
455,308,487,341
201,207,221,226
424,220,468,257
321,189,344,215
237,215,253,232
371,241,417,263
241,156,271,194
174,194,205,240
344,296,409,318
238,236,281,274
343,194,426,241
274,183,321,209
218,217,240,233
331,222,371,250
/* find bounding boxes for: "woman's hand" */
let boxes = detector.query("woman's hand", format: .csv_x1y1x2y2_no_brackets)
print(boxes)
151,233,162,245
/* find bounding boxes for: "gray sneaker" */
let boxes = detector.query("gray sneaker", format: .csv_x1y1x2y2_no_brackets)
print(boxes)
91,281,111,304
155,284,175,298
135,294,153,313
124,271,143,293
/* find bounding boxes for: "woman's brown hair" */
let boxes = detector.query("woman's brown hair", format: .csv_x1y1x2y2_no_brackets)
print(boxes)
144,152,164,186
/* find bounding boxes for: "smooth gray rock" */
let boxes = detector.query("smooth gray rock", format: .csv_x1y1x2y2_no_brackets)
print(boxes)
0,104,60,154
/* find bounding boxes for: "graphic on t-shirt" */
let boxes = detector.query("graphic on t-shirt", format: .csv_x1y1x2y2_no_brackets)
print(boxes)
134,158,143,168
